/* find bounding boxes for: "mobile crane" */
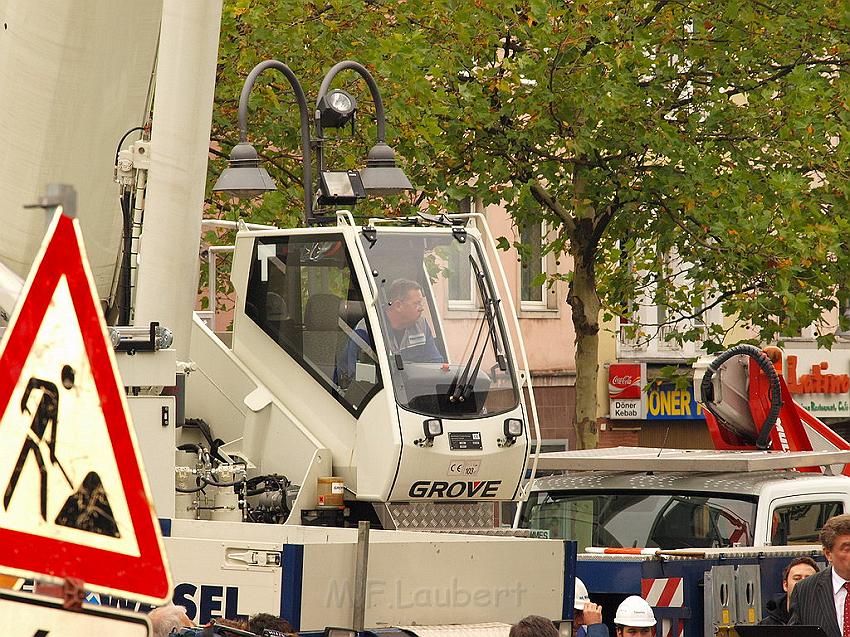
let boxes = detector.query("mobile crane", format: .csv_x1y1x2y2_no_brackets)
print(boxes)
0,0,568,631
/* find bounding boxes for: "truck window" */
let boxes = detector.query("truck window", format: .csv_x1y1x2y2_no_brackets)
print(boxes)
520,490,758,549
244,234,381,415
770,501,843,545
359,229,519,419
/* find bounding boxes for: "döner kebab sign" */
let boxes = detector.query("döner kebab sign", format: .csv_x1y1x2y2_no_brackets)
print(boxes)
608,363,645,420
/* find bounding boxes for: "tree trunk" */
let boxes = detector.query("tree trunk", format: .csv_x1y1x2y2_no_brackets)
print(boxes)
528,171,603,450
569,228,601,450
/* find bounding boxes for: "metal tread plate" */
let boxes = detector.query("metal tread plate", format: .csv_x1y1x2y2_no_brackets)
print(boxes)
537,447,850,473
395,623,512,637
387,502,496,530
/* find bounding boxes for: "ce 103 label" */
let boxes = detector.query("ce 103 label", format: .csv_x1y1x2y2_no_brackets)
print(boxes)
447,460,481,476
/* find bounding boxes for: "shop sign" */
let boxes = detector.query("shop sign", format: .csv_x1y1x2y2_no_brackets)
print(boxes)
646,383,704,420
782,349,850,417
609,363,645,420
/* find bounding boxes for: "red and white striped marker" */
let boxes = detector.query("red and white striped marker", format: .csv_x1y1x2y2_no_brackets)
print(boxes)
642,577,684,637
584,547,659,555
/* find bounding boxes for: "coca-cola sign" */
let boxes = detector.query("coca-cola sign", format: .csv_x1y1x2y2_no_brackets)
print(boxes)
609,363,643,400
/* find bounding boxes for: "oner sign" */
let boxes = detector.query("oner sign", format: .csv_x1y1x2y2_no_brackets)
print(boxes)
646,383,704,420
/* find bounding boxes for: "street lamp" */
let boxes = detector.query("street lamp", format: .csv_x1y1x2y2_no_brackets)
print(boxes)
314,61,413,200
213,60,313,221
212,142,275,200
215,59,413,223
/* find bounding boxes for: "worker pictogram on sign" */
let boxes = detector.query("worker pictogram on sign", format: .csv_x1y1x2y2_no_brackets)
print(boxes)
0,211,171,604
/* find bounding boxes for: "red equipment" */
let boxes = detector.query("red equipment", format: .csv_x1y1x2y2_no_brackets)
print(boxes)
699,344,850,475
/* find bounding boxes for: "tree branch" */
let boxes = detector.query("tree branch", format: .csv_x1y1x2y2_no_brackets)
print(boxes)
530,181,576,235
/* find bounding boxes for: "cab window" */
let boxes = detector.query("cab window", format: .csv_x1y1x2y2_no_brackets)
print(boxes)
520,490,758,549
244,234,381,414
771,501,843,545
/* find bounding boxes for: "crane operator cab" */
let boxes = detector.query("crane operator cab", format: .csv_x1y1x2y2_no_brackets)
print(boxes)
228,215,531,510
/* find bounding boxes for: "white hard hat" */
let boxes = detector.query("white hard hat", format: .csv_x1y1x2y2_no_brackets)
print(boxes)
614,595,657,627
574,577,589,610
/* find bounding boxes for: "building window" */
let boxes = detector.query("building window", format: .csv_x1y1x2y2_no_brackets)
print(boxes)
520,221,551,310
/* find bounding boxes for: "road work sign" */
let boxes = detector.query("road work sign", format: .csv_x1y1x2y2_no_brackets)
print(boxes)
0,212,171,604
0,589,150,636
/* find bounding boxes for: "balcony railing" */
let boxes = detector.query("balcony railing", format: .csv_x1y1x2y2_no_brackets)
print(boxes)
618,323,709,359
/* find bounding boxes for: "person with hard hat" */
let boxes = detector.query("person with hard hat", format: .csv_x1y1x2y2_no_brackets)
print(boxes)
613,596,657,637
574,577,610,637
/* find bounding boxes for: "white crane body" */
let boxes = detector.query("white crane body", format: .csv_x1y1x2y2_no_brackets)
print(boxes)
0,0,563,630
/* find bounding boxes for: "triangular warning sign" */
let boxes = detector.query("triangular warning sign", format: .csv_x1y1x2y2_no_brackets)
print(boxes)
0,212,171,604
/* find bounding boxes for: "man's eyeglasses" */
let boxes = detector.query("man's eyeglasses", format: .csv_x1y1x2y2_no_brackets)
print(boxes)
393,297,425,309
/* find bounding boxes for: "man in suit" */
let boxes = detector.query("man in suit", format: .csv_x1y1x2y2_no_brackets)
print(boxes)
761,556,819,625
790,514,850,637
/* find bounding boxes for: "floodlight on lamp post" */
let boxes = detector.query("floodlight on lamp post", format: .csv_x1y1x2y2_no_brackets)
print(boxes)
213,59,314,223
318,89,357,128
315,60,414,202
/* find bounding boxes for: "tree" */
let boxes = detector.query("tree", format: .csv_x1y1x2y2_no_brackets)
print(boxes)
212,0,850,448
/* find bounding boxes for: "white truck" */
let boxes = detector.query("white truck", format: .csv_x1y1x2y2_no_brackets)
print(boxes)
521,448,850,550
516,345,850,635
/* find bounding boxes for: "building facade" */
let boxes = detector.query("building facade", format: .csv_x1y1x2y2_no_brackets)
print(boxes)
479,200,578,451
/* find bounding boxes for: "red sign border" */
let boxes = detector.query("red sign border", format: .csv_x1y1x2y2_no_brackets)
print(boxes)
0,213,170,604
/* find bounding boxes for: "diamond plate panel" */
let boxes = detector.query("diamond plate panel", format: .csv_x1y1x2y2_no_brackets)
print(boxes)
388,502,496,529
395,623,511,637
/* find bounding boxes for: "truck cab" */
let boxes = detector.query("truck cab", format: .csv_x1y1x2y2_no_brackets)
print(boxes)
517,447,850,549
185,213,535,524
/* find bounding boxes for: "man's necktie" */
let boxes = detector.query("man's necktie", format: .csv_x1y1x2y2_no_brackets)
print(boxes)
843,581,850,636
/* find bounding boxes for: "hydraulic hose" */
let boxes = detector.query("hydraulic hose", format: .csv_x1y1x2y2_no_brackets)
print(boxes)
175,484,206,494
201,475,246,488
699,344,782,450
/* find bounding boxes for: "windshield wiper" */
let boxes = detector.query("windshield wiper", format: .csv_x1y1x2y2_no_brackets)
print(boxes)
447,256,505,403
471,257,506,371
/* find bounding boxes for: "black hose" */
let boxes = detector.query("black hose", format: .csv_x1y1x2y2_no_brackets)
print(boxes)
699,344,782,450
246,474,289,489
174,478,207,493
117,190,133,325
182,419,229,463
176,483,206,494
114,126,145,164
202,475,246,488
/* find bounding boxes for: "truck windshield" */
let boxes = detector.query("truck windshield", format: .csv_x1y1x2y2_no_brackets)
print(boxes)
520,490,758,549
357,228,519,418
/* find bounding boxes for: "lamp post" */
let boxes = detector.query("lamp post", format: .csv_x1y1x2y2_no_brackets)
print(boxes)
213,60,313,222
214,59,413,225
